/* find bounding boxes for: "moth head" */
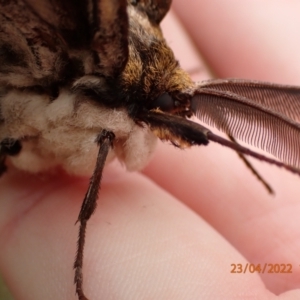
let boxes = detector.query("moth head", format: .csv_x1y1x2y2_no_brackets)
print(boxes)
120,2,195,117
66,1,194,118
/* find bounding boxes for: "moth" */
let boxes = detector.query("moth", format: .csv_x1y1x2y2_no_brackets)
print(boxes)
1,0,300,299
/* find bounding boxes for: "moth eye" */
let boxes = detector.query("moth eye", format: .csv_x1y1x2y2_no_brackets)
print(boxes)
1,138,22,156
150,93,175,112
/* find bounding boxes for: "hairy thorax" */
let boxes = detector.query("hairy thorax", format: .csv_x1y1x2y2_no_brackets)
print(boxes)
0,2,194,177
0,88,157,175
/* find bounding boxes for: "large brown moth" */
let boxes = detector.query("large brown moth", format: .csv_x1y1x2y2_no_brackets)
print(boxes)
1,0,300,299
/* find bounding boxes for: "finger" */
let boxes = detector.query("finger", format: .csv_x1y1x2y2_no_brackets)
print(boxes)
172,0,300,83
144,2,300,295
0,165,274,300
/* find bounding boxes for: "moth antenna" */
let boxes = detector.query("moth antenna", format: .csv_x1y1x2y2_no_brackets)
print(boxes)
74,130,115,300
207,131,300,176
192,84,274,193
200,79,300,122
228,135,274,194
191,88,300,168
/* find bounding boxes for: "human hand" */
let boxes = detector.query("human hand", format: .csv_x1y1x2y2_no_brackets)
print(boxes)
1,1,300,299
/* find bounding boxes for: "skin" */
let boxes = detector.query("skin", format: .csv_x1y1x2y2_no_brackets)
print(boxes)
1,0,300,299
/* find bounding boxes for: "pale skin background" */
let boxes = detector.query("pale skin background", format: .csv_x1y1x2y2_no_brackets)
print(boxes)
1,0,300,299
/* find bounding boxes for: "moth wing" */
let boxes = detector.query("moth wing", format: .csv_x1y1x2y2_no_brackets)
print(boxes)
0,0,129,87
24,0,92,48
0,0,73,87
27,0,129,77
191,88,300,168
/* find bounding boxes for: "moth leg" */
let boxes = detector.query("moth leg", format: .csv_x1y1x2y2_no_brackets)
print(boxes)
74,130,115,300
228,135,274,194
0,150,6,176
0,138,22,176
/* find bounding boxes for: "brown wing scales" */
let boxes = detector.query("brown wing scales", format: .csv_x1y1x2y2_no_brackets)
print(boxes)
0,0,70,86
